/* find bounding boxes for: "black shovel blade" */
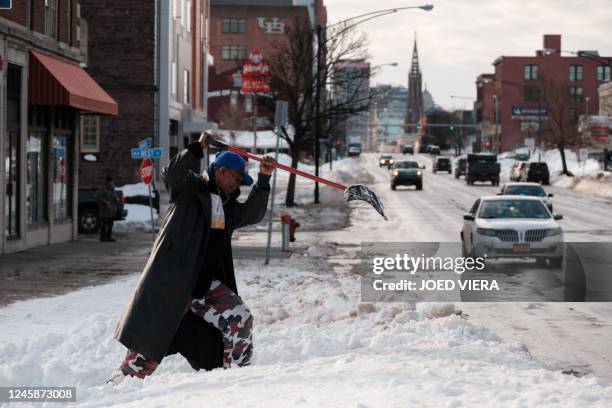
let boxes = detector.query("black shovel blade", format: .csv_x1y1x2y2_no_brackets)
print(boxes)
344,184,387,220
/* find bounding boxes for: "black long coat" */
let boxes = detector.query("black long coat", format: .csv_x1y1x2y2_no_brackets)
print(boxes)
114,142,270,364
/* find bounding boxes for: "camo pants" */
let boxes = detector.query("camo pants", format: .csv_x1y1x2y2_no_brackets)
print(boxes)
190,279,254,368
119,280,252,379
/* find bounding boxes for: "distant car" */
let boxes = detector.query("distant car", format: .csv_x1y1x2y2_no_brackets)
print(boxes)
379,155,394,169
390,161,424,190
403,146,414,154
499,182,554,212
461,195,564,267
514,152,530,161
455,156,467,179
521,162,550,185
78,188,127,233
429,145,441,155
348,144,362,157
466,153,501,186
510,161,528,181
432,156,452,173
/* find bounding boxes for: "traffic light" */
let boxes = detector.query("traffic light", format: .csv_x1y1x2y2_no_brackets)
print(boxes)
449,125,455,131
416,124,421,129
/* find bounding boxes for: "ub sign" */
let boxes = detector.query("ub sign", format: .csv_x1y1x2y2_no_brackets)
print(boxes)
0,0,11,9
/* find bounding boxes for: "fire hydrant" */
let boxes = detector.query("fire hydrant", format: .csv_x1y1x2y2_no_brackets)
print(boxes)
281,213,300,242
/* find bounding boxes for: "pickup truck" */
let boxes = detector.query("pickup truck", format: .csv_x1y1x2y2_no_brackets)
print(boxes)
466,153,500,186
78,188,127,233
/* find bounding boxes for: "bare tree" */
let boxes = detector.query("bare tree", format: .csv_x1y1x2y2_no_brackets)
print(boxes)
260,19,379,206
538,77,587,176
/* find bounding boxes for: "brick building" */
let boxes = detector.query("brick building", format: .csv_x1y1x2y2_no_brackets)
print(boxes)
78,0,213,189
476,34,612,152
208,0,325,129
0,1,118,254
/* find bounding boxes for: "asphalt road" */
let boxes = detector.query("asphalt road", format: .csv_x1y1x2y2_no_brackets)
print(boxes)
327,153,612,381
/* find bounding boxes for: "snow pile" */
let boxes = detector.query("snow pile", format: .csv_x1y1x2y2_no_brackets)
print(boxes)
116,182,153,198
1,256,612,406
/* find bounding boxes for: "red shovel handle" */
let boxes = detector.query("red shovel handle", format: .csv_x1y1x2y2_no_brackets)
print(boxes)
205,137,347,191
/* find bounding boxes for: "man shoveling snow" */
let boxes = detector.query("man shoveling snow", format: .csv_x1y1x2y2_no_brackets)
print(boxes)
110,132,274,384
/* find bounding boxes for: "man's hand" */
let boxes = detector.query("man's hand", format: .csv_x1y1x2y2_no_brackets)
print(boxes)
260,156,276,176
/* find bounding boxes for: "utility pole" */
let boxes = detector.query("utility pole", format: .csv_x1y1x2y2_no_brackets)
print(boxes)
314,24,322,204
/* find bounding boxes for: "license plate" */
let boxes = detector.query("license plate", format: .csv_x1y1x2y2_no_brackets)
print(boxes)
513,244,530,253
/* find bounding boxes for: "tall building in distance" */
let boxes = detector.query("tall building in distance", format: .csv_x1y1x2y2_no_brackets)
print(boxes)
332,59,371,150
405,37,424,133
370,85,407,146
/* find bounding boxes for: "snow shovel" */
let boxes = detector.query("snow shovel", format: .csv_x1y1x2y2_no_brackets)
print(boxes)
205,137,387,220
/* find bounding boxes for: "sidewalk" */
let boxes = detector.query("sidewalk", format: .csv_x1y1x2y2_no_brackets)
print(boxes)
0,228,293,307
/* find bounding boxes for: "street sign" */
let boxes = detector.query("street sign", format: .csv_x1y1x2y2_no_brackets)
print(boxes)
131,148,163,159
275,100,288,128
139,137,153,149
579,148,589,162
140,159,154,185
524,138,535,147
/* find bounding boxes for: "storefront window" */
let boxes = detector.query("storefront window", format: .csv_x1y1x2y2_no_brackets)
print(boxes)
5,131,19,239
27,132,47,225
53,134,71,221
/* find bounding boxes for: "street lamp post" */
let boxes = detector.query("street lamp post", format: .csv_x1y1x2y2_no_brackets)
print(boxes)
313,5,433,204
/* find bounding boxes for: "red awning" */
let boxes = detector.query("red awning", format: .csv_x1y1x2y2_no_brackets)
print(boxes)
28,50,118,116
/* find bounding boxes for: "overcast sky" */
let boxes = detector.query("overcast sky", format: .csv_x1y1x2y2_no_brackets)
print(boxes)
326,0,612,110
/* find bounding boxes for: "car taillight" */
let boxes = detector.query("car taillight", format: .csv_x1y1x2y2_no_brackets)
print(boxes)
120,195,126,205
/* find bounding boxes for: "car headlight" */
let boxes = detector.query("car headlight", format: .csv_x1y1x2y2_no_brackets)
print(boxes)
393,170,399,176
476,228,496,237
380,160,385,164
389,160,395,164
416,171,422,176
545,228,562,236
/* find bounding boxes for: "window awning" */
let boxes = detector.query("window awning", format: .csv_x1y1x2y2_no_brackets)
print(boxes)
28,50,118,116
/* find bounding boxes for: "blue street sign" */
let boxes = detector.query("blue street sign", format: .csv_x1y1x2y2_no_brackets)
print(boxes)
0,0,11,10
139,137,153,149
131,148,163,159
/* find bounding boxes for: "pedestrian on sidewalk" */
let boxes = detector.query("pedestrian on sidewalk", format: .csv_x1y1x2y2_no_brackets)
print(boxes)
110,132,274,384
95,175,117,242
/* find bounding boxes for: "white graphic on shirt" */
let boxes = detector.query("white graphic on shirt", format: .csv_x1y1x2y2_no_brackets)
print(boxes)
210,193,226,230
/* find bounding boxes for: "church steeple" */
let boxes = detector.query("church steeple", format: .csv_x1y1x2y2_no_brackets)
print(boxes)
406,34,424,133
410,36,420,75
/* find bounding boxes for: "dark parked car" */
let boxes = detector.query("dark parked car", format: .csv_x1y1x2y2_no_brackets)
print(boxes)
379,155,394,169
514,152,530,161
522,162,550,185
390,161,424,190
403,146,414,154
429,145,441,155
78,188,127,233
432,156,452,173
454,156,467,179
